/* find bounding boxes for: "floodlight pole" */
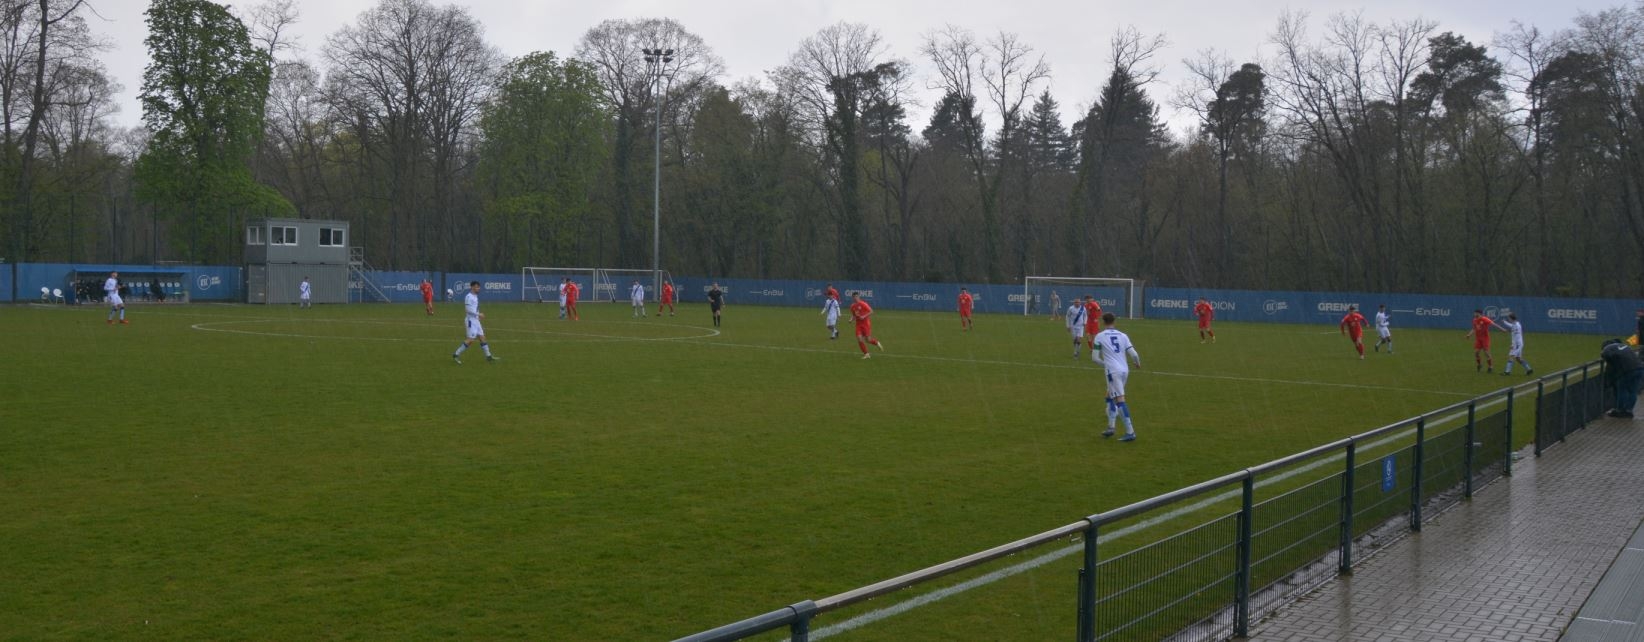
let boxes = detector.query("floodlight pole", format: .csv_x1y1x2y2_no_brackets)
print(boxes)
643,47,675,299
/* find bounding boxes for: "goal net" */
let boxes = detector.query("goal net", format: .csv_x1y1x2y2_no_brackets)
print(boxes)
1023,276,1141,319
520,267,673,303
521,267,596,303
591,269,668,303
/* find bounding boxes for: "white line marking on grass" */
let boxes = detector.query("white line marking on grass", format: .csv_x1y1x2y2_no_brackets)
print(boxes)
682,339,1473,397
807,397,1511,639
189,319,721,343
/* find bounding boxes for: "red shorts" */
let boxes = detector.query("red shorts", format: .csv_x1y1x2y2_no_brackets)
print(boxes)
960,309,972,318
856,321,872,337
1198,319,1211,329
1474,338,1490,350
1084,323,1100,335
1348,330,1363,341
662,296,673,304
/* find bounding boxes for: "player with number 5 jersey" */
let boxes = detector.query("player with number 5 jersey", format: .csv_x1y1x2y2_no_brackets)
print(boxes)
1092,313,1141,442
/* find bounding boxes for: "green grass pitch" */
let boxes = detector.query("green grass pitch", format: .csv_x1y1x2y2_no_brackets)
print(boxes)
0,300,1607,640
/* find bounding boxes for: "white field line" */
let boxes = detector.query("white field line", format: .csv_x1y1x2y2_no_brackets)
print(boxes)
188,318,721,343
682,338,1474,397
88,303,1513,634
805,396,1512,639
162,306,1474,397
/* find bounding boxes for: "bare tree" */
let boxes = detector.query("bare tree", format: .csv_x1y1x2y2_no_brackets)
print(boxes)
324,0,500,269
575,18,722,269
774,21,893,278
922,25,1051,281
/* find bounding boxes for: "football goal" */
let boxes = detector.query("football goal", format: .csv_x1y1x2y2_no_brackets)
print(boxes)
520,267,673,302
1023,276,1141,319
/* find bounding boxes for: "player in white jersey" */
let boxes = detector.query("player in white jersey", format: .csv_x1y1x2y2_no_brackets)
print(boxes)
1066,301,1087,358
557,279,568,319
299,277,312,309
1498,313,1533,375
103,271,127,325
453,281,498,364
820,296,841,339
630,281,646,318
1373,304,1392,354
1092,313,1141,442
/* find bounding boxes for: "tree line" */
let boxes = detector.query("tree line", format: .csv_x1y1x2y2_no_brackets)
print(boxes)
6,0,1644,297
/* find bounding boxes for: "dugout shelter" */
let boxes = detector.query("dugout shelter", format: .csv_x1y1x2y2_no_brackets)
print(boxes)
245,218,349,304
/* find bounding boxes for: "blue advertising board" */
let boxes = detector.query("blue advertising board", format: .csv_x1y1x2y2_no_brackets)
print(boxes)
187,266,243,301
1145,287,1637,335
445,272,521,303
14,262,242,302
669,277,1134,317
1,260,1635,338
357,270,438,303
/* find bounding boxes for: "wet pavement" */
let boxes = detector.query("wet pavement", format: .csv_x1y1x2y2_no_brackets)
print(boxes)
1248,417,1644,642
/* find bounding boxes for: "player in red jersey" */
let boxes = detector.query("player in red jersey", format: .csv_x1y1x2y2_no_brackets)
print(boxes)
1083,296,1103,351
420,278,435,315
825,282,839,302
1466,309,1503,373
565,280,581,320
1194,298,1216,343
657,280,676,316
849,291,885,359
1340,305,1368,359
957,287,974,331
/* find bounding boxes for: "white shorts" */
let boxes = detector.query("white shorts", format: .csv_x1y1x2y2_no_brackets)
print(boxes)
632,298,645,306
466,318,485,340
107,293,123,306
1377,326,1391,339
825,312,839,326
1509,340,1524,358
1105,370,1129,398
1070,325,1085,340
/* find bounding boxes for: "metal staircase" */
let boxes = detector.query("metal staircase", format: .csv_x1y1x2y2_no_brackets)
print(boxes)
348,247,391,303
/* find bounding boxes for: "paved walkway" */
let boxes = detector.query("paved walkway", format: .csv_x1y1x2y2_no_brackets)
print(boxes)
1248,417,1644,642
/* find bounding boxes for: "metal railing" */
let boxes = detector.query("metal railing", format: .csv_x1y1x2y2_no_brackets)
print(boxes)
677,359,1611,642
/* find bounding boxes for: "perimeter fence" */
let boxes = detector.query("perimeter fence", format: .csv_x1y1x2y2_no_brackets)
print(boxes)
678,359,1613,642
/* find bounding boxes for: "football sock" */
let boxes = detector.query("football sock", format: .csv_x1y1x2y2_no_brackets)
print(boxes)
108,307,115,320
1504,362,1514,373
119,308,125,320
481,342,492,357
1117,403,1134,433
455,344,468,356
1106,400,1118,428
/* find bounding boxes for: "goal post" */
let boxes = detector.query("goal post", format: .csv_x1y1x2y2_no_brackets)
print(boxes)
1023,276,1141,319
519,267,674,303
520,267,596,303
593,268,671,302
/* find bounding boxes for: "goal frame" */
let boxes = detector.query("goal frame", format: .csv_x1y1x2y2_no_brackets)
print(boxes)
521,267,596,303
1022,276,1141,319
520,267,673,303
592,269,670,303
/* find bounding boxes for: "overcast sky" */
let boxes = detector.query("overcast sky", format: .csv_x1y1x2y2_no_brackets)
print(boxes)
93,0,1613,136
